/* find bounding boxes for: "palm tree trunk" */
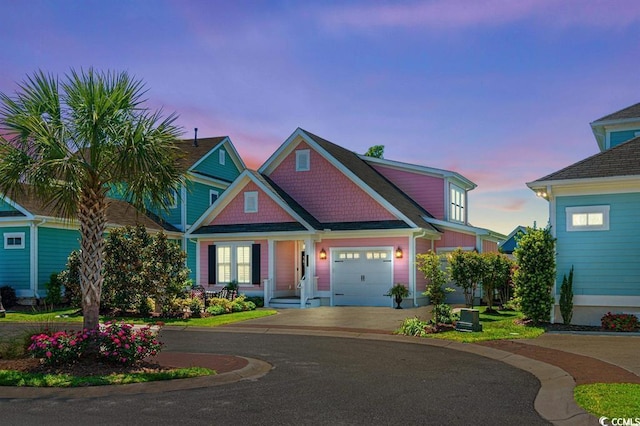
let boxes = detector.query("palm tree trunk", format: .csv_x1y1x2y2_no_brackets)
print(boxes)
78,189,107,331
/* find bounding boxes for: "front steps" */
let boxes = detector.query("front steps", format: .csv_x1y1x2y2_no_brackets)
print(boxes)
268,297,322,309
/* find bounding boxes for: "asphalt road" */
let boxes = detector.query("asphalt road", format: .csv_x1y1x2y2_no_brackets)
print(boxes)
1,330,549,425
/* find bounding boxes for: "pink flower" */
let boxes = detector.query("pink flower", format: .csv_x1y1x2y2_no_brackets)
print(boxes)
45,351,52,358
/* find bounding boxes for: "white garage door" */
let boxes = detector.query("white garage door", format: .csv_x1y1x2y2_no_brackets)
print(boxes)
332,248,393,306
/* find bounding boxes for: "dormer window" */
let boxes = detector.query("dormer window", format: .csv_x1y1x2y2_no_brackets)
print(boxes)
244,191,258,213
219,149,226,165
296,149,310,171
450,184,465,223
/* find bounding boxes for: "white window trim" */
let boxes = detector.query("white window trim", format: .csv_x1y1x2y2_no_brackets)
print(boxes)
168,189,178,209
216,242,253,286
296,149,310,171
566,205,610,232
244,191,258,213
219,149,226,165
4,232,25,249
209,190,220,205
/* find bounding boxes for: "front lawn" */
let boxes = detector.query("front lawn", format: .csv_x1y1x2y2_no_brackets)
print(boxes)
574,383,640,418
0,307,277,326
398,307,546,343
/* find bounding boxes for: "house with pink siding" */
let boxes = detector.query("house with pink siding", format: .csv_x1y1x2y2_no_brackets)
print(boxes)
188,128,504,308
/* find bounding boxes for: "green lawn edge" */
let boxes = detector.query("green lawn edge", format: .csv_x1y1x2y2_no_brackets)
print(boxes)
574,383,640,418
0,366,214,387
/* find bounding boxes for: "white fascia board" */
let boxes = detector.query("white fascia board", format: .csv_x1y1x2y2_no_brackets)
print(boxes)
527,176,640,194
422,216,506,240
221,137,247,171
188,137,228,172
258,128,306,175
187,172,230,188
360,155,477,190
187,171,253,234
0,195,34,219
190,230,318,241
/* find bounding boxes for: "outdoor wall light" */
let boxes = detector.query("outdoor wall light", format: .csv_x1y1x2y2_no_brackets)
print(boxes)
319,248,327,260
395,247,403,259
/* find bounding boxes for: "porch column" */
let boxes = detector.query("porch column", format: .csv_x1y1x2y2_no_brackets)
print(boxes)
301,237,315,309
265,239,275,307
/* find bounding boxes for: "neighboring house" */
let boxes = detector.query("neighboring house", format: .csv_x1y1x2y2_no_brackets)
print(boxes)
0,135,245,300
498,226,526,259
0,186,180,300
188,128,505,308
527,102,640,325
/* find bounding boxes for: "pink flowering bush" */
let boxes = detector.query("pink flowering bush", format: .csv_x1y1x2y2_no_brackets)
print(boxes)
28,329,95,365
98,321,162,365
28,322,162,366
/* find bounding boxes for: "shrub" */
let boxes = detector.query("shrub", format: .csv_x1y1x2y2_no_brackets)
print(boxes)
98,322,162,365
206,297,233,314
601,312,639,332
57,250,81,308
28,329,93,365
137,297,155,317
396,317,429,337
513,226,555,325
448,249,483,308
206,305,226,316
434,304,458,325
44,273,64,307
189,297,204,316
0,286,17,308
416,251,453,324
479,252,513,313
559,266,574,325
244,296,264,308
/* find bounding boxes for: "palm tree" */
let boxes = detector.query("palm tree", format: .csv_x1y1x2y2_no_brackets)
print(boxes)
0,69,184,330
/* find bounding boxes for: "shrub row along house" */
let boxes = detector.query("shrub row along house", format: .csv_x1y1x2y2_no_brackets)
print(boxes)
1,128,504,308
528,102,640,325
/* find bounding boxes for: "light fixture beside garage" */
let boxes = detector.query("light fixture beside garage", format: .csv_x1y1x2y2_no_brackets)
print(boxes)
395,247,403,259
319,248,327,260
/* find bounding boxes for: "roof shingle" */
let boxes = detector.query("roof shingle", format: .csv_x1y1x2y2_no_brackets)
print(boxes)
592,102,640,123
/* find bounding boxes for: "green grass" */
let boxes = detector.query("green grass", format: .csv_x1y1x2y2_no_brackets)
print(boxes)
0,367,214,387
407,307,546,343
575,383,640,418
0,307,277,326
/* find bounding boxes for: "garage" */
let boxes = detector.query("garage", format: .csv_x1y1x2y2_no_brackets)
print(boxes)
332,248,394,306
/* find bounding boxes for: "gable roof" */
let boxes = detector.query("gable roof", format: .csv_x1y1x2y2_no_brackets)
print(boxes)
499,226,526,254
592,102,640,123
2,186,176,232
288,129,440,233
529,136,640,184
175,137,227,170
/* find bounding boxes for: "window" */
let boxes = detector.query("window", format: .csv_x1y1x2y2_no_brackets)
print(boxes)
216,244,253,285
4,232,25,249
566,205,610,231
219,149,226,165
244,191,258,213
296,149,310,171
209,190,219,205
450,184,465,223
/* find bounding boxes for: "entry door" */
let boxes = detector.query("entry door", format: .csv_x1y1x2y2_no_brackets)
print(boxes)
332,248,393,306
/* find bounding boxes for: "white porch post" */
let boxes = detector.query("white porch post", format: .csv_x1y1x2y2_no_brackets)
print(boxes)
265,239,275,307
300,237,314,309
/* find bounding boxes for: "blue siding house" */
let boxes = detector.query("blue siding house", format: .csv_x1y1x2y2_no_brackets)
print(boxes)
1,135,245,301
527,103,640,325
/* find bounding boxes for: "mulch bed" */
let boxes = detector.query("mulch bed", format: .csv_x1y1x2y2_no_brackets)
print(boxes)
0,357,171,376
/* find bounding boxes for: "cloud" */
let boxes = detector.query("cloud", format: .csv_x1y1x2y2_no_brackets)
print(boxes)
316,0,640,33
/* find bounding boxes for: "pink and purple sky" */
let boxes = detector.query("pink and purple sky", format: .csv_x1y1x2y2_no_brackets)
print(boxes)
2,0,639,235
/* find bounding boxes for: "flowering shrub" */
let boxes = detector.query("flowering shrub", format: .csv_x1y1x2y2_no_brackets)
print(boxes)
28,322,162,366
601,312,639,332
29,329,92,365
98,321,162,365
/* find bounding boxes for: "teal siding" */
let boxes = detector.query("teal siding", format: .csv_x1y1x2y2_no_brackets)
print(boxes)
610,129,640,148
186,181,225,225
555,193,640,297
192,144,241,182
37,227,80,290
0,198,19,212
0,226,31,290
186,239,197,283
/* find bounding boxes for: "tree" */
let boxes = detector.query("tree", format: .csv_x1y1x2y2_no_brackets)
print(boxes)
416,251,452,324
513,226,556,325
364,145,384,159
479,252,513,313
448,248,484,308
0,69,184,330
559,266,574,325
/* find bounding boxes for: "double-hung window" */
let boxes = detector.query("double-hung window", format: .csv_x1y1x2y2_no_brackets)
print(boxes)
215,243,254,285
